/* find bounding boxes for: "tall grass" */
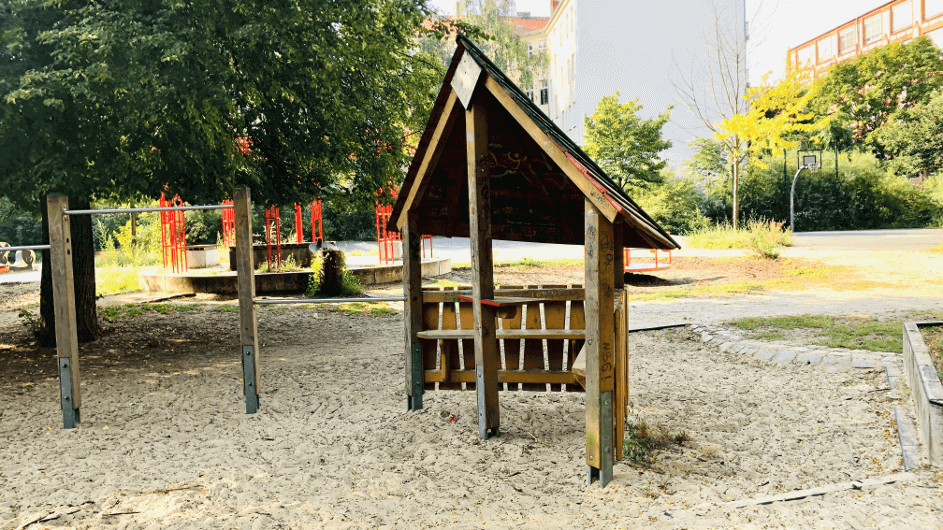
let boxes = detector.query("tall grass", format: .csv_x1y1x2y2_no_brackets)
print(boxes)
687,219,793,259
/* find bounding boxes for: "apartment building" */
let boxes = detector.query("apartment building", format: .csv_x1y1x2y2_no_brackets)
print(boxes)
486,0,747,164
787,0,943,77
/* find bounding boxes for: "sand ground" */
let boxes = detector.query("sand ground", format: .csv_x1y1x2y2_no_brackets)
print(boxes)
0,247,942,529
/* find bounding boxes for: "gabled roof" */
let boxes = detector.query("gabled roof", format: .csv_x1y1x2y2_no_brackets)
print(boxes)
389,35,680,250
509,17,549,35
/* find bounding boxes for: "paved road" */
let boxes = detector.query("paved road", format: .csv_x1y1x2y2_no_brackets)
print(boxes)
792,228,943,252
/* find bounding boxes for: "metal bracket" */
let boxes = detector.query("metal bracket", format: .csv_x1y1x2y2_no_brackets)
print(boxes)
58,357,75,429
408,343,423,411
243,345,259,414
476,364,493,439
599,391,614,486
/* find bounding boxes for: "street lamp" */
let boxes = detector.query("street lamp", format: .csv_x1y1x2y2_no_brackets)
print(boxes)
790,152,821,232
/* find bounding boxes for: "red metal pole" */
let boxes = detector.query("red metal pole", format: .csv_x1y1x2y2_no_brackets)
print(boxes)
295,204,303,243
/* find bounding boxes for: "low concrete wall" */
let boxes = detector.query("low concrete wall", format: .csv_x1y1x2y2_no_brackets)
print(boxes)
903,322,943,467
141,257,451,294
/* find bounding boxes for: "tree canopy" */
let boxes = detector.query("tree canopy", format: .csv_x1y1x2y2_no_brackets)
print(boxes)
810,36,943,158
582,92,672,193
0,0,445,211
877,89,943,178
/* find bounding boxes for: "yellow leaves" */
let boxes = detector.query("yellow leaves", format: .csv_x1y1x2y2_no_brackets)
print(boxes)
715,69,831,161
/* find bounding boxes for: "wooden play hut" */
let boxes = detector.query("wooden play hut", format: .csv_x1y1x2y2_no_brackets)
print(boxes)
389,35,679,486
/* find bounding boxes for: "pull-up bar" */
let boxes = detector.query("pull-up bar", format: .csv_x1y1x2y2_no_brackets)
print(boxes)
64,204,233,216
0,245,50,252
254,296,406,306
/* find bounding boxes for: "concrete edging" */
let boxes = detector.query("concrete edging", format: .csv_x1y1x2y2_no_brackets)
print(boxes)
902,321,943,467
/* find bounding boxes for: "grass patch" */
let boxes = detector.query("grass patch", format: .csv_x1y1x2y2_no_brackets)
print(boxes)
334,302,397,316
730,314,902,352
687,219,793,259
96,266,142,296
623,415,689,469
432,279,462,288
928,243,943,253
99,302,200,322
210,305,240,312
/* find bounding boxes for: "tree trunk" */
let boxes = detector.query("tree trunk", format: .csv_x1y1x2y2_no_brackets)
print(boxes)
39,197,101,347
732,161,740,230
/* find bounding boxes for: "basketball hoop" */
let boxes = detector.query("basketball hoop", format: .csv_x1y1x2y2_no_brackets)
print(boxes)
791,149,823,232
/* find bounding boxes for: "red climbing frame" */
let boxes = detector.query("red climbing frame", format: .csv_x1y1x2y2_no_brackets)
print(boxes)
311,200,324,244
264,205,282,270
375,188,431,264
221,199,236,247
623,247,672,273
160,193,187,273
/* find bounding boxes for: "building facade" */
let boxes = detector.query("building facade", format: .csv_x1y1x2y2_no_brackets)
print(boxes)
492,0,746,165
787,0,943,77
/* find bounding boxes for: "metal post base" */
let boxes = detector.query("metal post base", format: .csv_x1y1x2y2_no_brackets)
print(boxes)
408,343,423,411
58,357,76,429
588,465,612,487
407,395,423,411
242,346,259,414
479,426,499,440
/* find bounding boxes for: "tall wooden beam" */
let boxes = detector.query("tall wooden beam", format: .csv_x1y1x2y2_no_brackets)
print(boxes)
234,187,260,414
467,93,500,439
613,220,625,290
47,194,81,428
403,210,425,410
585,198,615,486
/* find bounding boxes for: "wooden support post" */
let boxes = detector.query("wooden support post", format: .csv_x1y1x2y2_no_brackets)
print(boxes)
402,210,424,411
612,220,628,462
585,198,615,486
47,195,81,428
467,95,500,439
613,221,624,291
234,187,260,414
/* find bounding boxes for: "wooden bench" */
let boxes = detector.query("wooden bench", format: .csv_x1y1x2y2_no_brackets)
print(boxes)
419,284,630,459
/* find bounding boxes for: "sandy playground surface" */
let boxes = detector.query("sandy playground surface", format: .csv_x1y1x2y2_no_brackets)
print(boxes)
0,248,942,529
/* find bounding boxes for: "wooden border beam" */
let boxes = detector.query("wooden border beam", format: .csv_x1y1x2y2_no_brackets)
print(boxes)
47,194,81,428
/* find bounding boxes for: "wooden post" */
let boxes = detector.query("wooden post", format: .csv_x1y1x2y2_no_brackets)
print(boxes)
612,220,627,462
234,187,260,414
585,198,615,486
403,210,424,411
47,194,81,428
613,221,624,291
467,95,500,439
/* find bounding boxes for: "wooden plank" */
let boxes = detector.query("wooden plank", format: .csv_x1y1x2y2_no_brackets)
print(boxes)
584,198,615,486
451,51,483,109
467,93,500,439
402,211,425,409
483,76,619,223
418,328,586,340
614,289,628,461
234,187,260,414
46,195,81,427
396,90,461,230
422,288,585,303
438,369,577,385
613,221,625,290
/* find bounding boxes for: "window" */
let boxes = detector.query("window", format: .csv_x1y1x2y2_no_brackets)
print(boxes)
528,43,533,56
540,80,548,105
797,46,814,66
527,88,534,101
539,40,546,52
817,36,833,59
927,0,943,17
864,15,883,43
839,27,857,54
893,1,912,32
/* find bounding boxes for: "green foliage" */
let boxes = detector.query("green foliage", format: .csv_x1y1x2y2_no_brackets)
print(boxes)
456,0,547,89
306,250,363,297
631,175,709,235
878,90,943,178
686,219,792,255
96,212,162,267
0,197,42,248
811,37,943,157
95,266,142,296
583,92,672,192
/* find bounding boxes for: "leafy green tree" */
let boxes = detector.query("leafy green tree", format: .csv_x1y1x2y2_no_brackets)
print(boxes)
457,0,547,89
582,92,672,193
876,89,943,179
810,36,943,158
0,0,443,344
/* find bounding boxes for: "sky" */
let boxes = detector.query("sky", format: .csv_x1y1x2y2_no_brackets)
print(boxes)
425,0,891,84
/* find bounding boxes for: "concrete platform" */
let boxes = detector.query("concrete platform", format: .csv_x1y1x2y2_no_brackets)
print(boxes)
140,257,451,294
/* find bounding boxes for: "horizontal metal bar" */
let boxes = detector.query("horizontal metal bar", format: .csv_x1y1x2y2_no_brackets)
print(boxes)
64,204,233,216
0,245,49,252
254,296,406,306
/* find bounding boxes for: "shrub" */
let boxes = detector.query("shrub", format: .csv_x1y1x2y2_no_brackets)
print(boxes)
307,249,363,297
632,177,710,235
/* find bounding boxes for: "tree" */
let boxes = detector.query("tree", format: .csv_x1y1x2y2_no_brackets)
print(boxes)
878,89,943,179
0,0,443,344
582,92,672,193
810,36,943,158
672,0,771,229
456,0,546,88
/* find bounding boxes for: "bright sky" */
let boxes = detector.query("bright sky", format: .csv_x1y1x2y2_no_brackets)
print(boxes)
425,0,891,84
